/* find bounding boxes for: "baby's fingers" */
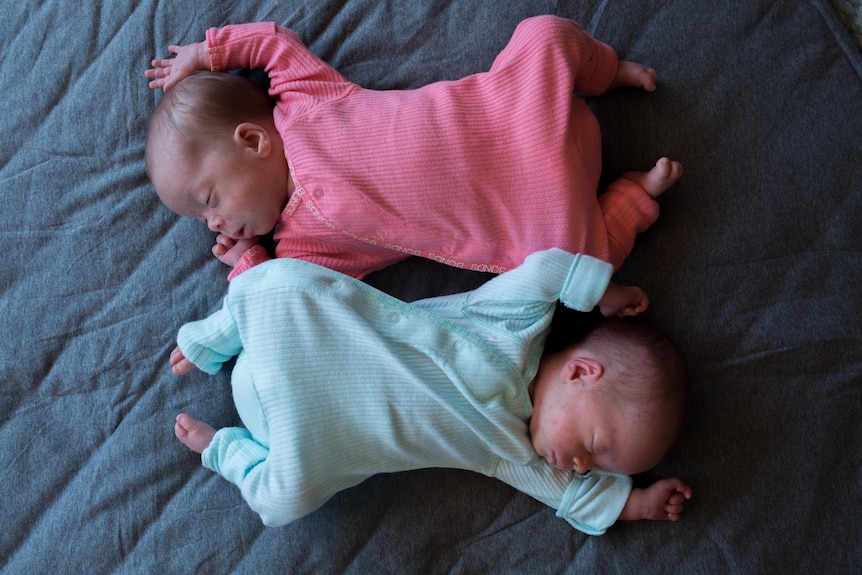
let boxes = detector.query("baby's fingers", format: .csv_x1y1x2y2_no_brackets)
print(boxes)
149,58,174,70
667,492,688,506
214,234,238,248
664,486,692,521
667,479,693,500
145,63,172,89
212,234,237,258
664,502,686,521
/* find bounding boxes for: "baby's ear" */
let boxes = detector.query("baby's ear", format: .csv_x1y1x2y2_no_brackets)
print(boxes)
561,356,603,385
233,122,271,157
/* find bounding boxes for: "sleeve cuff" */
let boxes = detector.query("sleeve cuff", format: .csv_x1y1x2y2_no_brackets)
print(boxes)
556,471,632,535
560,254,613,312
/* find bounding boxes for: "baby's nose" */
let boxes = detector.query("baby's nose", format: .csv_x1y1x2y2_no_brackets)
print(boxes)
572,457,592,475
207,216,224,232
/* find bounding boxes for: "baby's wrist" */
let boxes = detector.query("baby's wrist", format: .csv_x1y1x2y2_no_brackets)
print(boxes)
197,41,211,70
619,488,646,521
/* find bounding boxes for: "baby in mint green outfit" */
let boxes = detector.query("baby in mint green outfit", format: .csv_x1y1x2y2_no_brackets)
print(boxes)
171,248,692,535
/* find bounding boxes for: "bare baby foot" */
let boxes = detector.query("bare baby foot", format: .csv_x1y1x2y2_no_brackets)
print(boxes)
622,158,683,199
175,413,217,454
611,61,658,92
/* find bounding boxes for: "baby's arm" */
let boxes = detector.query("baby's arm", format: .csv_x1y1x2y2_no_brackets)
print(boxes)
460,249,644,324
146,41,210,91
618,478,693,522
492,460,632,536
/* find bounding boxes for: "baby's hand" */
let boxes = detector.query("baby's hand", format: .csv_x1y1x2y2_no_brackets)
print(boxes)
145,41,209,91
598,282,649,318
213,234,261,268
169,345,197,376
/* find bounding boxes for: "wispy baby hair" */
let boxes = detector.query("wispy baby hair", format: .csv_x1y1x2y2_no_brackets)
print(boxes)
146,71,274,175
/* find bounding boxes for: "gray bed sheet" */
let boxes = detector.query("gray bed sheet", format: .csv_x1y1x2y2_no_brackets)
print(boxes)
1,1,860,573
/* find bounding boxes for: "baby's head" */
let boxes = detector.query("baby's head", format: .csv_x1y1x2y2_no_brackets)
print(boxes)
145,72,289,240
529,318,689,476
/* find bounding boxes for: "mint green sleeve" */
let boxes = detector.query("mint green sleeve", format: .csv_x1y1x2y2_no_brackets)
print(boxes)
440,248,611,352
176,297,243,374
492,459,632,535
464,248,612,312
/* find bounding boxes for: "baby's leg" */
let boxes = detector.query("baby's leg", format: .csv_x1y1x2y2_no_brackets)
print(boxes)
609,61,658,92
175,413,217,454
621,158,683,199
598,158,681,269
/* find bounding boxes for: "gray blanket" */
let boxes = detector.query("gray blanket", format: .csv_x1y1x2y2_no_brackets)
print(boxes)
1,1,860,573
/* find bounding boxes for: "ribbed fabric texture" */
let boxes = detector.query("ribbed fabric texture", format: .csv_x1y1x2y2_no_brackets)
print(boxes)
207,16,659,281
177,249,630,534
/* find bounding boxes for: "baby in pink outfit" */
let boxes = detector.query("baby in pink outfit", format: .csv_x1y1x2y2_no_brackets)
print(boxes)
146,16,682,280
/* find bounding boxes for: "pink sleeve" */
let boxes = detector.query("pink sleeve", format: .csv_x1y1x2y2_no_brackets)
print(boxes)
227,242,393,282
227,244,271,281
205,23,350,119
274,238,407,280
598,179,660,270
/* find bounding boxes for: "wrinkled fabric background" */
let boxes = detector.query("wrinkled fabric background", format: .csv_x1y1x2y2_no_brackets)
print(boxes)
1,1,860,573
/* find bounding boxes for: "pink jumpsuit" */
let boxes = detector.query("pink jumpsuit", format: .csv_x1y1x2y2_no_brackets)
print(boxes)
206,16,659,279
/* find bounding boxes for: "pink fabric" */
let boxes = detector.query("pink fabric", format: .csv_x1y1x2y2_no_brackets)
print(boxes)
208,16,658,280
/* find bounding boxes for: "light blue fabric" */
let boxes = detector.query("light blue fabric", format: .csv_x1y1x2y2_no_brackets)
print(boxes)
178,248,631,534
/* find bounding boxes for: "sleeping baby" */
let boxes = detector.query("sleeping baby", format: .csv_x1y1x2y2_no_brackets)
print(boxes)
169,249,692,535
